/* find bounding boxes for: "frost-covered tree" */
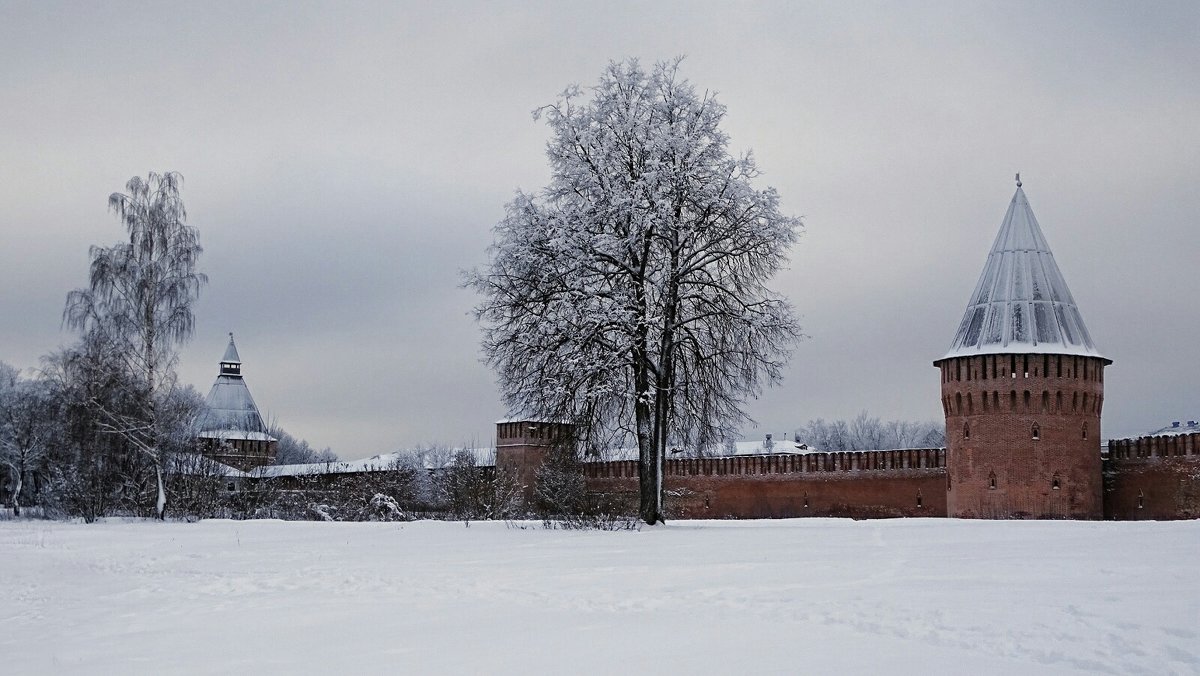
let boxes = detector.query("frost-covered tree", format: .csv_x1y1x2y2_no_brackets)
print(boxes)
268,423,338,465
436,450,522,521
64,172,207,519
796,413,945,452
39,337,139,521
469,59,801,524
0,366,59,516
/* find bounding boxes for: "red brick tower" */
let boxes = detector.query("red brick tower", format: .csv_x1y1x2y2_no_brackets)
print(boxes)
935,179,1110,519
495,419,575,502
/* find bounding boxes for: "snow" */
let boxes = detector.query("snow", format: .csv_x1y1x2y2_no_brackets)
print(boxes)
599,440,849,460
250,455,403,478
1130,420,1200,438
197,429,276,442
2,518,1196,674
253,447,495,478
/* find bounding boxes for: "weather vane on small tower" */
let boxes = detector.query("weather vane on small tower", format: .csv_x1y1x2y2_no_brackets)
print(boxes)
1015,172,1022,188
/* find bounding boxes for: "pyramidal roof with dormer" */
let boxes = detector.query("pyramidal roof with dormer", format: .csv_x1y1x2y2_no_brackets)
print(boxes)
940,180,1107,362
196,334,274,439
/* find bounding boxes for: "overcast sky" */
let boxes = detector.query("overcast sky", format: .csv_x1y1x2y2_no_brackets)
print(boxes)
1,1,1196,459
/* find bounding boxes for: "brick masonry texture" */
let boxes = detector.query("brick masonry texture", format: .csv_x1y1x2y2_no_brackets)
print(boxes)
937,354,1106,519
1104,434,1200,520
581,451,948,518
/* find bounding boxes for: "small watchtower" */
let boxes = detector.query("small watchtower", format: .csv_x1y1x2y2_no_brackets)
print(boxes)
196,334,278,471
934,178,1110,519
495,419,576,502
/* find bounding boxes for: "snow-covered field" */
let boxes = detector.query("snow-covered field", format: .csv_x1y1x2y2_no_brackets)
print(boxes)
2,518,1196,675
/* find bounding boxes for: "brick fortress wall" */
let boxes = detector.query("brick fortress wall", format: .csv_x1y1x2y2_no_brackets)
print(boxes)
1104,433,1200,520
200,437,277,473
937,353,1106,519
582,449,947,519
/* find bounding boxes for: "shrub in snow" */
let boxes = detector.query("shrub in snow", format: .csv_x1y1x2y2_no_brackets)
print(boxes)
534,445,639,530
361,493,407,522
436,450,523,521
308,503,336,522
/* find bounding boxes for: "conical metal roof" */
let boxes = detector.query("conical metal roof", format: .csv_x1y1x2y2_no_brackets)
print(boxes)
197,337,269,436
941,182,1106,361
222,333,241,364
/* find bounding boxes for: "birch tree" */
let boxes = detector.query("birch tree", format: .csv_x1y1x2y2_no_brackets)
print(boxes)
469,59,801,524
64,171,207,519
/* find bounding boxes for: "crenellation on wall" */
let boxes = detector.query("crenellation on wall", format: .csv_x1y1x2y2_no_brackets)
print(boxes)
937,354,1107,519
1103,434,1200,520
574,448,949,519
1107,433,1199,460
579,448,947,481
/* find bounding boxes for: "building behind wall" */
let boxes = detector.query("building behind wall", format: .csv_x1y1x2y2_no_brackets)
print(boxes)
195,334,277,471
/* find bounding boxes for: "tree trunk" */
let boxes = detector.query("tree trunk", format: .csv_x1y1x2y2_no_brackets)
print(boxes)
636,397,661,525
154,462,166,520
11,470,22,518
634,338,662,525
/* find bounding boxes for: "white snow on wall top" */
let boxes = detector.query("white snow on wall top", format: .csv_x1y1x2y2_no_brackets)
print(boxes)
940,185,1106,362
253,446,496,478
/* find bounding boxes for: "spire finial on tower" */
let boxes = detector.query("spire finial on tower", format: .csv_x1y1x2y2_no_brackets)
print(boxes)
1015,172,1022,188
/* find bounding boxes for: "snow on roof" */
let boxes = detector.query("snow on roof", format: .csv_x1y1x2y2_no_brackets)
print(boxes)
196,376,268,434
594,440,819,462
198,429,277,442
940,182,1107,362
252,455,403,479
254,447,496,478
1125,420,1200,439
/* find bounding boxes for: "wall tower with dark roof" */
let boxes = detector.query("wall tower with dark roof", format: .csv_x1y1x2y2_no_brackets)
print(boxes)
196,334,278,471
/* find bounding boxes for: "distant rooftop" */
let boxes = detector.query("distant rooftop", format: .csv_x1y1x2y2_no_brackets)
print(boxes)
1142,420,1200,438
